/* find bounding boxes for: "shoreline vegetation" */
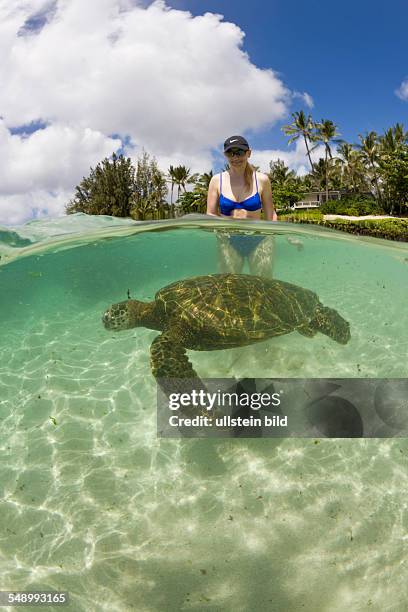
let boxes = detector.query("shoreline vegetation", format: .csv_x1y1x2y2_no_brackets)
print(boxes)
279,211,408,242
65,113,408,242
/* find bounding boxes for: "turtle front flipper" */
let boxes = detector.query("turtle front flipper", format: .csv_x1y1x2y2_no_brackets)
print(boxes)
150,326,203,417
150,328,231,437
150,329,198,379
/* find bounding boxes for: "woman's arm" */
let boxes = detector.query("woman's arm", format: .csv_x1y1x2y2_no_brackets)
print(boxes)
206,175,231,218
259,174,278,221
206,175,220,216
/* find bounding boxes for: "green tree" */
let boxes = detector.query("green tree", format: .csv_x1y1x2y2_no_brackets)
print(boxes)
166,165,177,216
176,171,213,215
271,184,305,210
336,143,368,194
379,144,408,215
268,159,304,209
170,165,196,201
269,159,296,185
131,151,168,220
379,123,408,154
312,119,342,201
66,153,136,216
357,131,382,204
310,158,331,192
177,191,203,214
282,110,316,171
198,171,214,191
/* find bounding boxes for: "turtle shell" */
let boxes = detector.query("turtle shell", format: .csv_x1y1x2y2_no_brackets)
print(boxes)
154,273,320,349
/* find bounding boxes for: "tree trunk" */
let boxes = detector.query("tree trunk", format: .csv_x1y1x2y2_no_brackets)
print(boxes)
303,134,314,171
372,166,382,205
327,144,333,160
170,183,175,218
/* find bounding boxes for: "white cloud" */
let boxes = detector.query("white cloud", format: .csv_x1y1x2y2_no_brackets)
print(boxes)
146,150,214,179
0,121,120,224
0,0,298,224
396,78,408,101
251,139,326,176
293,91,314,109
0,190,72,226
0,121,120,195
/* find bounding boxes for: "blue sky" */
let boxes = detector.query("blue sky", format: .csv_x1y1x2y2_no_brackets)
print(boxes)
166,0,408,149
0,0,407,224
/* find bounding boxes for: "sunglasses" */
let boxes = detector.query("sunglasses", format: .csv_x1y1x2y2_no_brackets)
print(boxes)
225,149,247,157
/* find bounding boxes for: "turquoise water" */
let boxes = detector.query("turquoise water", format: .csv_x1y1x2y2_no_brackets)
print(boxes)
1,214,408,611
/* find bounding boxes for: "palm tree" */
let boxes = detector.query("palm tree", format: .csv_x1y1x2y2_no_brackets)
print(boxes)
176,171,214,215
282,110,315,171
189,171,214,213
165,165,196,216
310,158,330,192
197,171,213,191
171,165,195,198
336,143,367,193
392,122,408,145
357,131,382,203
167,165,177,215
379,123,408,154
269,159,296,186
312,119,342,201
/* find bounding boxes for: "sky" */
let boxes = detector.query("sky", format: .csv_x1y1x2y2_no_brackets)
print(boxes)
0,0,407,225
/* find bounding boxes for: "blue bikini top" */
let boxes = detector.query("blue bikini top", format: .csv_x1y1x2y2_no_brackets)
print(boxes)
219,171,262,216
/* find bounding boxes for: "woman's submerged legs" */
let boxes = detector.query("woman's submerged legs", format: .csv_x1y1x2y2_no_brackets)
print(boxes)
216,232,244,274
216,232,275,278
248,235,275,279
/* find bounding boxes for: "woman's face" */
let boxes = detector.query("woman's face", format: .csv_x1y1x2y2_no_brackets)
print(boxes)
225,149,251,168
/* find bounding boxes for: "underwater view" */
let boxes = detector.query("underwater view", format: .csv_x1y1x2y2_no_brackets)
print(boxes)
1,214,408,611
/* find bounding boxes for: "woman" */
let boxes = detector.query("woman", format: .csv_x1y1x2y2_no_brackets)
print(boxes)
206,135,277,278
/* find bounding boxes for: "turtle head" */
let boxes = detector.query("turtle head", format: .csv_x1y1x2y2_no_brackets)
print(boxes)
310,305,351,345
102,299,150,331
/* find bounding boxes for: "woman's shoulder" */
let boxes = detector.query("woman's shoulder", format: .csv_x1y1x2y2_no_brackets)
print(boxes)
254,170,270,185
209,172,222,183
208,173,221,192
254,170,269,180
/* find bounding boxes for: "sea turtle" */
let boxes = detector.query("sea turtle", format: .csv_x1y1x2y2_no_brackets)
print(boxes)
102,273,350,380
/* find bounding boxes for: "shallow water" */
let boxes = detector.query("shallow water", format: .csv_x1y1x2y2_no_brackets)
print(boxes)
0,214,408,611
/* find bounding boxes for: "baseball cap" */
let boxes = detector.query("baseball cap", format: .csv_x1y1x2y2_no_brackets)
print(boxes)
223,135,250,152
